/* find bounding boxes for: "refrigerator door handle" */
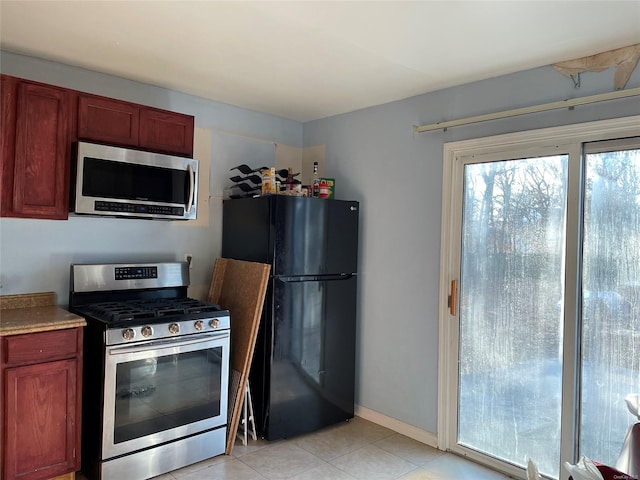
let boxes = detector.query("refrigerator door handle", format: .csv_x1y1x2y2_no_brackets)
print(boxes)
276,273,354,282
319,273,354,280
335,273,354,280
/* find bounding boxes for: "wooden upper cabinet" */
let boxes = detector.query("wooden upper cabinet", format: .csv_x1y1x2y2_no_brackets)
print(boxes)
78,94,139,147
1,75,74,219
139,107,194,157
1,75,195,220
78,93,194,157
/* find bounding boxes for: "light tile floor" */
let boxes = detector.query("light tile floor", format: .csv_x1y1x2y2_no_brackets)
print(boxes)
119,416,510,480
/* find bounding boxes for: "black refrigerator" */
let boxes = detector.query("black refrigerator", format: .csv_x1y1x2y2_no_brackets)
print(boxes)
222,195,359,440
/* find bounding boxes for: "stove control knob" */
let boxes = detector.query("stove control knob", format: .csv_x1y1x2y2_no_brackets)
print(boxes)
209,319,219,329
168,323,180,334
141,326,153,338
122,328,135,341
194,320,204,331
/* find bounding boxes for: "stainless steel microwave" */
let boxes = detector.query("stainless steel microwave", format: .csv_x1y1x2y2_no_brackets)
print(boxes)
71,142,198,220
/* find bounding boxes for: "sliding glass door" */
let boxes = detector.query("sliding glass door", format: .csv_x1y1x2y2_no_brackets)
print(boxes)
580,141,640,465
458,154,568,478
441,124,639,480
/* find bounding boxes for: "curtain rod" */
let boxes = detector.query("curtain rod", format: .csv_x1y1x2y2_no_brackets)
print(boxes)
413,87,640,133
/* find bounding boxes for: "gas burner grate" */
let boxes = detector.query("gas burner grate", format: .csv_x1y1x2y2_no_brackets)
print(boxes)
78,298,222,323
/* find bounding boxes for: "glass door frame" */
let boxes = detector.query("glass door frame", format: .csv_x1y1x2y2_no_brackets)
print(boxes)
437,115,640,480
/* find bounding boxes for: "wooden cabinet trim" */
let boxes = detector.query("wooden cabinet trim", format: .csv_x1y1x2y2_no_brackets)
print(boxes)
1,75,18,217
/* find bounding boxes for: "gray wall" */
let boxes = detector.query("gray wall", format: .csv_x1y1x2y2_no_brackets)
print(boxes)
303,64,640,434
2,50,639,439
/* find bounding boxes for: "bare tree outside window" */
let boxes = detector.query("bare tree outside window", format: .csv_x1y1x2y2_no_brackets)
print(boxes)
581,148,640,464
459,155,567,478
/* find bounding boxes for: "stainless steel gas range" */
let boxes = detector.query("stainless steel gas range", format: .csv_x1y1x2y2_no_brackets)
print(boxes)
69,262,230,480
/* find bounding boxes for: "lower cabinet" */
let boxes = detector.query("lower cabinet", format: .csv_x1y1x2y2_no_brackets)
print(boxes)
1,328,83,480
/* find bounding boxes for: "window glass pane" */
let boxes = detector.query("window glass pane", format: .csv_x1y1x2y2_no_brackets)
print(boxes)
458,155,568,478
580,146,640,465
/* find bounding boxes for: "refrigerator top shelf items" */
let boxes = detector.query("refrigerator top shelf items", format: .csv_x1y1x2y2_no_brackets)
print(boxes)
227,165,309,199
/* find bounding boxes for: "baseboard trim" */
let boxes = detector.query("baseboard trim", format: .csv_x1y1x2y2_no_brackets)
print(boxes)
354,405,439,449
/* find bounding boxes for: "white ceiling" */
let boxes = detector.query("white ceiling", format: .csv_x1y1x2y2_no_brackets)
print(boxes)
1,1,639,122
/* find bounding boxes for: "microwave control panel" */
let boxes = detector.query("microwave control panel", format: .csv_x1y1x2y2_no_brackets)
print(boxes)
94,201,184,217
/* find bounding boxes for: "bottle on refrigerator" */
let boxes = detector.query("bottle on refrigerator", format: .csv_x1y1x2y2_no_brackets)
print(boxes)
312,162,320,198
286,168,294,191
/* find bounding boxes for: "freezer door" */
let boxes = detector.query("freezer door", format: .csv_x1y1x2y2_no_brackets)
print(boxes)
273,197,359,276
266,275,357,440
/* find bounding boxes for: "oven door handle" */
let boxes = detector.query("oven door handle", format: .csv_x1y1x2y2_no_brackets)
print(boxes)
108,332,229,355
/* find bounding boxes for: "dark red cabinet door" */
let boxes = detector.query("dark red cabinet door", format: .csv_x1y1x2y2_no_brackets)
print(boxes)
3,359,79,480
77,94,139,147
139,107,194,157
78,94,194,157
1,76,73,219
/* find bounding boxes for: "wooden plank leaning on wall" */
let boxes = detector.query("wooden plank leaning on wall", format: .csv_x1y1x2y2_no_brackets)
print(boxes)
208,258,270,455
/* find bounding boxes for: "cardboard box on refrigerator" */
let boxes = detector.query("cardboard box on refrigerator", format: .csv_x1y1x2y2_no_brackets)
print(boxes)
319,178,335,199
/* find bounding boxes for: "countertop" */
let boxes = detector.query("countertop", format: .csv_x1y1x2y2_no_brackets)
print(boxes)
0,292,86,336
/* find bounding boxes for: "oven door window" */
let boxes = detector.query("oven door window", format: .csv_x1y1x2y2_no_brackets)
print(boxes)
114,348,222,443
103,333,229,458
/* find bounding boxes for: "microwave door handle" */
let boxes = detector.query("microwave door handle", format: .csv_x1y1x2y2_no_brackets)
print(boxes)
186,163,195,213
